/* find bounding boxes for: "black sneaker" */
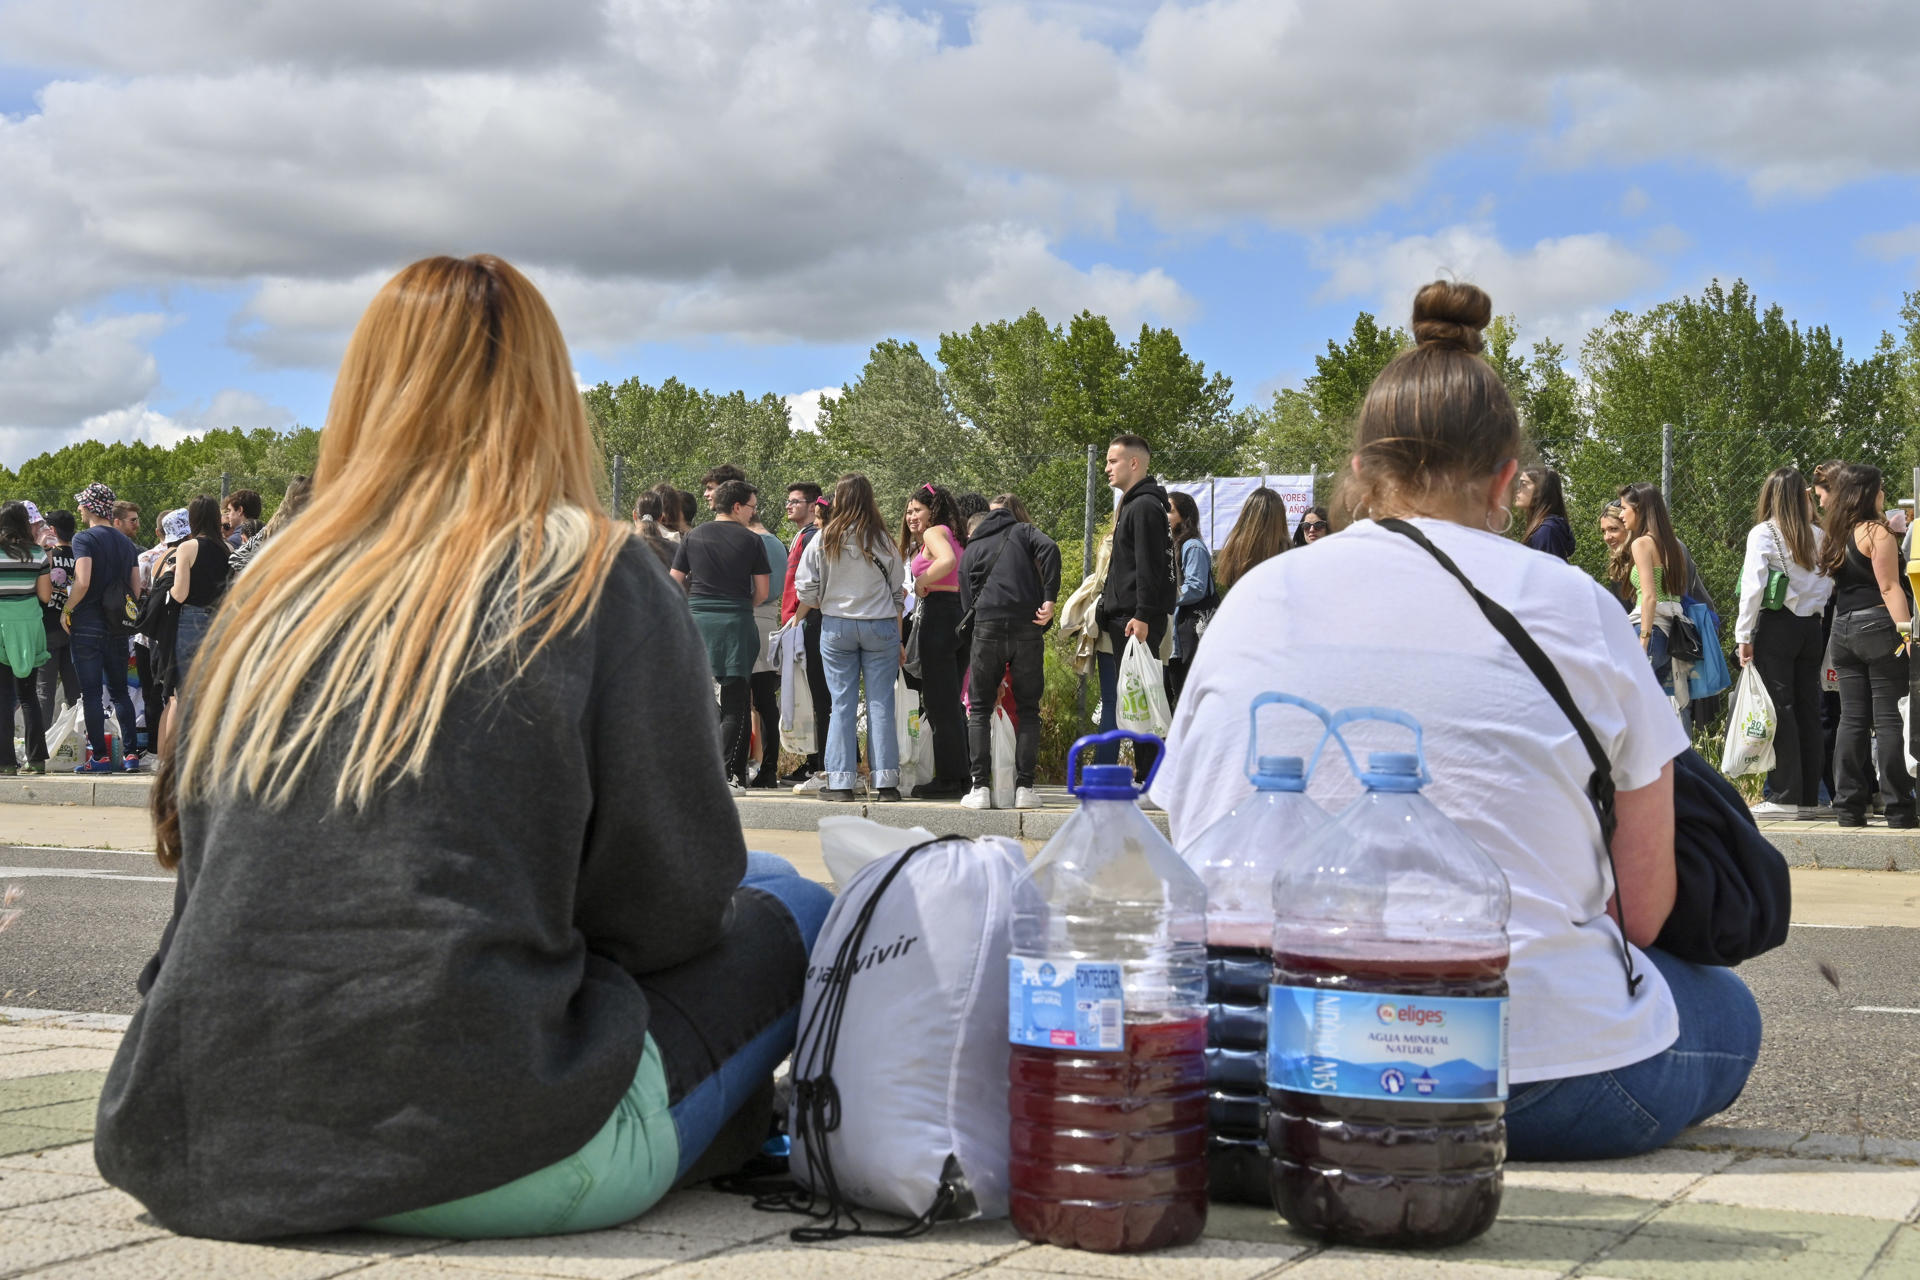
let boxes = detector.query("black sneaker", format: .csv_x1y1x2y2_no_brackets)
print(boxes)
1836,812,1868,828
780,767,812,785
912,780,969,801
818,788,857,803
875,787,902,803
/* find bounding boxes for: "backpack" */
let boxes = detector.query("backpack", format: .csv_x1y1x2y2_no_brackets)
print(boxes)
778,834,1024,1236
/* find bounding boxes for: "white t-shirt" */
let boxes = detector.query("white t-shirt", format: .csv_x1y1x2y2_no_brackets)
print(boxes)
1149,518,1690,1083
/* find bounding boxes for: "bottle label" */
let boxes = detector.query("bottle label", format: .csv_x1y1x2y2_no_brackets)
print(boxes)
1008,957,1125,1051
1267,985,1508,1102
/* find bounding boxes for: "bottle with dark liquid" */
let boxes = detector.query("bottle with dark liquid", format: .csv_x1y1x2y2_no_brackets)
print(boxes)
1177,694,1331,1205
1266,709,1512,1249
1008,731,1209,1254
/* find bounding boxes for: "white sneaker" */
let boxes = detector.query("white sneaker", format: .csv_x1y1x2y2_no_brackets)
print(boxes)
1014,787,1043,810
793,775,827,793
1749,800,1792,818
960,786,994,810
727,781,747,797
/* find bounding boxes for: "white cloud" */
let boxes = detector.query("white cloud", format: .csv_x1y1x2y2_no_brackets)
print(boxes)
1620,185,1651,217
1312,224,1663,347
783,387,839,434
0,311,167,427
1861,224,1920,263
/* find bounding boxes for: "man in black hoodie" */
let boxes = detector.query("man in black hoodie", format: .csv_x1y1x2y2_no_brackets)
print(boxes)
959,499,1062,809
1095,434,1176,778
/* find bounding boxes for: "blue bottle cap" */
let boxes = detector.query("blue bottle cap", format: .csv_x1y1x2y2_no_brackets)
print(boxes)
1362,751,1424,792
1077,763,1140,800
1252,755,1307,792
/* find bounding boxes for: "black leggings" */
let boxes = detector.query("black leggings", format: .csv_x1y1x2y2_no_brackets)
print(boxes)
0,670,46,767
1751,610,1824,806
748,670,781,786
36,635,79,725
803,611,830,771
717,677,752,787
915,591,970,788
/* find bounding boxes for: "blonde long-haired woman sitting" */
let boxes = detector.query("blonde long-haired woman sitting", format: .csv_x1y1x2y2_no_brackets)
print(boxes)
94,256,831,1241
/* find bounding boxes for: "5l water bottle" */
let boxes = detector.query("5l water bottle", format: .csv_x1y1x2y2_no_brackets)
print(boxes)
1178,695,1333,1205
1266,709,1512,1248
1007,731,1209,1254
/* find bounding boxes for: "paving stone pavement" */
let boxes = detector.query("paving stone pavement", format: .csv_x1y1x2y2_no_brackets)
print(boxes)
4,1016,1919,1279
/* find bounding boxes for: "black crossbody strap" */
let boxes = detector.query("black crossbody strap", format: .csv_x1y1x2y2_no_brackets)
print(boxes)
1378,518,1642,997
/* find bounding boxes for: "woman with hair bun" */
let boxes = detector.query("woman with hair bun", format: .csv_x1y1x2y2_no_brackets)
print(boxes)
1154,280,1758,1162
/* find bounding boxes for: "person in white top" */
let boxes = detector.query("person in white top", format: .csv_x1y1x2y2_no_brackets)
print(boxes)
1734,467,1834,819
1151,281,1760,1162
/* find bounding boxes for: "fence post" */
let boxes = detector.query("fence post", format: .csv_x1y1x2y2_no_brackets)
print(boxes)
1308,465,1316,508
1660,424,1673,506
611,455,626,519
220,471,230,502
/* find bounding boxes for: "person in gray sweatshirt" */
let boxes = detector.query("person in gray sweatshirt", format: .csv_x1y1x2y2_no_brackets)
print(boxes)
792,473,906,802
92,254,833,1242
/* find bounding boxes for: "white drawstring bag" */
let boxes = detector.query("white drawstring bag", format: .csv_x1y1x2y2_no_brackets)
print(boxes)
990,706,1017,808
786,829,1024,1232
1721,665,1777,777
1116,635,1173,737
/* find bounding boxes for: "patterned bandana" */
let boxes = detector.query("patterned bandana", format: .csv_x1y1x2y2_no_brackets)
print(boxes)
21,501,41,524
75,482,117,517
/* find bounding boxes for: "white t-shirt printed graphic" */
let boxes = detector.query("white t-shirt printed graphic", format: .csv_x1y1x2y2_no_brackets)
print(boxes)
1149,518,1690,1084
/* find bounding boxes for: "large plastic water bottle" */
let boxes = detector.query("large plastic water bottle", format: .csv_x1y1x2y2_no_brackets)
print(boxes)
1007,730,1209,1254
1266,709,1512,1248
1178,695,1333,1205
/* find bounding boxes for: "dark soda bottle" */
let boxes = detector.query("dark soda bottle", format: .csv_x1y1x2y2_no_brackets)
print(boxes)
1008,1017,1209,1252
1178,695,1334,1206
1266,710,1512,1249
1008,732,1209,1254
1268,950,1507,1246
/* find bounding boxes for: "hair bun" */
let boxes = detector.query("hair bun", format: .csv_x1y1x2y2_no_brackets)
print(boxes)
1410,280,1492,353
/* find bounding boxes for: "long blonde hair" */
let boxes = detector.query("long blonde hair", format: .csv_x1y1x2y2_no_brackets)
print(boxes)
158,255,624,862
1754,466,1816,571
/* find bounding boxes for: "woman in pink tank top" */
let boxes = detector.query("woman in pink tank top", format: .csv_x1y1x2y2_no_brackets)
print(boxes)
901,483,970,797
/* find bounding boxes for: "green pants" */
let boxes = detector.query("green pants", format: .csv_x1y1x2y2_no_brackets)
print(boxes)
368,1037,679,1237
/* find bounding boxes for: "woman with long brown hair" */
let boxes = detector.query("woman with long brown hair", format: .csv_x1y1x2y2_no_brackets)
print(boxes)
1819,464,1915,828
794,473,907,802
1734,468,1832,817
95,255,831,1241
1516,467,1574,560
1156,280,1754,1165
899,481,970,798
1213,486,1291,592
1618,481,1688,694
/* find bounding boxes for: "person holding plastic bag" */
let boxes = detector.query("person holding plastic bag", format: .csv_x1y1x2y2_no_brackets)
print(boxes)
1093,434,1175,782
958,496,1060,810
1720,666,1777,779
794,474,906,803
1733,467,1831,817
1153,280,1759,1163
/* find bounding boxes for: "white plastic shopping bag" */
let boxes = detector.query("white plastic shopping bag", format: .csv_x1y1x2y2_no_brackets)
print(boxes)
789,834,1025,1223
43,701,83,763
895,673,934,789
1904,696,1918,777
1720,665,1777,778
1116,635,1173,738
990,706,1016,808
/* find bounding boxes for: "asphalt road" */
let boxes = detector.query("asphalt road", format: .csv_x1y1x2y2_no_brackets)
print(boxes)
3,842,1918,1139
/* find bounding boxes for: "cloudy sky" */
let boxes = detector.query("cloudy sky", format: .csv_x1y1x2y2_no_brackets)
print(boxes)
2,0,1917,466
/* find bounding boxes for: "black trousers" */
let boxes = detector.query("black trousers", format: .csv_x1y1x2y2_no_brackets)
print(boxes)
1,669,46,767
803,610,830,771
915,591,970,789
718,676,752,786
36,625,79,725
1829,607,1915,823
748,670,781,786
1750,610,1825,806
967,617,1045,789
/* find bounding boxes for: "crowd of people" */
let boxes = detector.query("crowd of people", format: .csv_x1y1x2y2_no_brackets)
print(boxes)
0,483,301,777
45,256,1805,1241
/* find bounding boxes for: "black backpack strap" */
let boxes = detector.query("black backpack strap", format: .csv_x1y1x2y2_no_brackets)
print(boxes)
1377,518,1643,997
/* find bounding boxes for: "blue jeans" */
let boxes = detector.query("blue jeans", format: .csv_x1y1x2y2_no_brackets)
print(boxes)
819,615,899,790
70,619,138,760
1505,948,1762,1161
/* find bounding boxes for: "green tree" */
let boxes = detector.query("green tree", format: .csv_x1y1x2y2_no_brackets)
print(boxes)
815,340,961,520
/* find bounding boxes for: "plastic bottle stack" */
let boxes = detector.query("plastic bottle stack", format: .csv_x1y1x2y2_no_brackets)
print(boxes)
1007,731,1210,1254
1178,694,1332,1205
1266,709,1513,1248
